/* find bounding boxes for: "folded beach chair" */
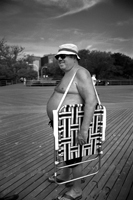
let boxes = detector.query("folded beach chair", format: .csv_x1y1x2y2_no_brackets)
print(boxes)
53,72,106,185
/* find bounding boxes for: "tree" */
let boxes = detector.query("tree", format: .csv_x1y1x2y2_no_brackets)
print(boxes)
45,50,133,80
112,53,133,79
18,68,37,80
1,38,132,81
78,49,91,70
79,49,115,79
0,38,37,81
0,38,24,80
47,58,64,79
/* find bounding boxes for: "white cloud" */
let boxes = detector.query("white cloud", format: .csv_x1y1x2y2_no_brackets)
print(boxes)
107,37,131,42
34,0,104,18
35,0,60,6
55,0,103,18
117,18,133,26
86,45,92,49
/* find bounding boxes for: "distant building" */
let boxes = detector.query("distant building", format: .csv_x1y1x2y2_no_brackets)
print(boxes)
41,54,55,67
30,54,55,79
41,54,55,78
29,56,41,71
48,54,55,64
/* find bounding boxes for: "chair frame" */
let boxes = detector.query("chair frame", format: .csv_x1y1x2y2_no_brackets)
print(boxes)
53,103,105,185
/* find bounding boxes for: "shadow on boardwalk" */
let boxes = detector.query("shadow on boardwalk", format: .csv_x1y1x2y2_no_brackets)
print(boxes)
0,84,133,200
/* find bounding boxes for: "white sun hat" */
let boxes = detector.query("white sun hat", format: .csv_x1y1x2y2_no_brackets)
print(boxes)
55,43,80,59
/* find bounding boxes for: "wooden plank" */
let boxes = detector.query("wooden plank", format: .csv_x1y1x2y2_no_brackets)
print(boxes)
0,85,133,200
95,136,133,200
109,152,133,200
127,183,133,200
35,110,133,200
0,115,132,199
81,124,133,200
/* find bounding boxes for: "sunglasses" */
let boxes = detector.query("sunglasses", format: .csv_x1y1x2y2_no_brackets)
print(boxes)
56,54,67,60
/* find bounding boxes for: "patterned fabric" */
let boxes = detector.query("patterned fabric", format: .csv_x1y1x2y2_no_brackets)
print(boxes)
58,104,105,161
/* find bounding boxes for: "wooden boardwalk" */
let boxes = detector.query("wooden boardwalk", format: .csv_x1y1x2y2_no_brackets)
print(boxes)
0,84,133,200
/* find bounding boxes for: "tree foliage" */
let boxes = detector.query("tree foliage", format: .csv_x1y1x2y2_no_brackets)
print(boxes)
0,38,37,81
47,59,64,79
79,50,115,79
0,38,133,81
111,53,133,79
48,49,133,79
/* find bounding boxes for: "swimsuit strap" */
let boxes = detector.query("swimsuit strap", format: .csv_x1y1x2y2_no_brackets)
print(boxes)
93,84,101,105
57,70,101,111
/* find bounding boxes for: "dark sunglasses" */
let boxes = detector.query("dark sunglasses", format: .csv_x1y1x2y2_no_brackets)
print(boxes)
56,54,67,60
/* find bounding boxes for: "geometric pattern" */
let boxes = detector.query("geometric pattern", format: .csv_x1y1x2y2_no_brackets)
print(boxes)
58,104,105,161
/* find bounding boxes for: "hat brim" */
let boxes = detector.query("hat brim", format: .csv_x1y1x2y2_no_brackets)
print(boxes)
55,50,80,60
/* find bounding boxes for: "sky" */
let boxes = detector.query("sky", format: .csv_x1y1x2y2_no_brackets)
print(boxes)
0,0,133,58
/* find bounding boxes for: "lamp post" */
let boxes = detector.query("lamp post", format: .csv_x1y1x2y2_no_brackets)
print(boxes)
41,66,48,78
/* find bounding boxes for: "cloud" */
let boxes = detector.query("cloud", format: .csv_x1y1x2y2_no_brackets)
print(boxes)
109,37,130,42
34,0,104,18
86,45,92,50
56,0,105,18
0,0,105,19
117,18,133,26
75,30,133,57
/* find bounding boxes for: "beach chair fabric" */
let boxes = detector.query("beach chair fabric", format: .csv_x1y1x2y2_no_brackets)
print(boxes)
57,103,105,162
